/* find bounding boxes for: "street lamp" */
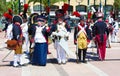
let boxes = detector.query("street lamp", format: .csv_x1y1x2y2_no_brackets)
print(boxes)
68,0,70,15
18,0,21,14
94,0,96,7
87,0,90,12
40,0,42,13
48,0,50,25
68,0,70,5
104,0,107,20
76,0,83,5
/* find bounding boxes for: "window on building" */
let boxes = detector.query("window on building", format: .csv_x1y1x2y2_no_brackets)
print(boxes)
33,5,44,12
50,5,59,11
68,5,73,13
76,5,87,12
104,5,113,11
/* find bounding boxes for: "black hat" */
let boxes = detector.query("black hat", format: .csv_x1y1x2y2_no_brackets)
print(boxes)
37,15,45,22
29,13,39,24
13,15,23,25
80,16,84,21
21,4,29,19
55,9,64,18
41,13,48,20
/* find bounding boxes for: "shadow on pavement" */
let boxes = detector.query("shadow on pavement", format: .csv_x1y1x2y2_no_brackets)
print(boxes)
47,58,77,64
86,52,120,62
47,58,58,64
104,59,120,61
0,61,13,67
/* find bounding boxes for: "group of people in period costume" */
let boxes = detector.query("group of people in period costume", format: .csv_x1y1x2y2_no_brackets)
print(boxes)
0,3,119,67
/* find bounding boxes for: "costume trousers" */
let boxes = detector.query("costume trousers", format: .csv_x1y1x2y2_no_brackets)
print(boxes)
78,49,87,61
13,44,23,66
22,33,30,53
13,54,22,66
95,34,107,60
55,41,66,63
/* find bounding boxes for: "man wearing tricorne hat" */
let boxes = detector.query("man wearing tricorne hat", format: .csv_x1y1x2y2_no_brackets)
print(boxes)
93,12,109,61
74,15,88,63
51,9,71,64
30,14,51,66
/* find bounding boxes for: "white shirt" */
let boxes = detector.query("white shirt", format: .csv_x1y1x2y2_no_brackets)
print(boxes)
6,24,13,40
21,22,28,34
34,26,46,43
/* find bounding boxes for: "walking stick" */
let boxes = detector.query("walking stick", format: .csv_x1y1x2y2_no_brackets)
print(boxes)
76,39,79,63
2,50,13,62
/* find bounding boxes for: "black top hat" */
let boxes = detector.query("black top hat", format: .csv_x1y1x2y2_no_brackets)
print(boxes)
13,15,23,25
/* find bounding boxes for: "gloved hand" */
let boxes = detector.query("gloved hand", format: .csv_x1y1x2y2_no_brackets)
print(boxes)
65,32,70,37
52,32,57,36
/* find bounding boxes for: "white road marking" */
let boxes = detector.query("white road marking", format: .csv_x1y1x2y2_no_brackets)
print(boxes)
84,63,108,76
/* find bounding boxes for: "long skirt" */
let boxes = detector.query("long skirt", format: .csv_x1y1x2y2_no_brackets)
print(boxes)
32,43,48,66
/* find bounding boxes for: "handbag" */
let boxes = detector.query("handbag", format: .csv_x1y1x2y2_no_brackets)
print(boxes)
6,40,18,50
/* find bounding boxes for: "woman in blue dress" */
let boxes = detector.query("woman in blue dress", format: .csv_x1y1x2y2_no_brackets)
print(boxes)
31,14,51,66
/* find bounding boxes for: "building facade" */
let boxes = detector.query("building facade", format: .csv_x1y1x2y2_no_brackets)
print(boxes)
26,0,114,14
21,0,114,15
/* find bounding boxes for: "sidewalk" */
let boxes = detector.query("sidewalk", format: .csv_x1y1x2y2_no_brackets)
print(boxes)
0,30,120,76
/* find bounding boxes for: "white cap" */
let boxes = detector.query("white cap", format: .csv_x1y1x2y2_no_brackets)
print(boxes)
97,12,103,18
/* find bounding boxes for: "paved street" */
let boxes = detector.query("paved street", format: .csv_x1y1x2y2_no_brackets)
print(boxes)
0,29,120,76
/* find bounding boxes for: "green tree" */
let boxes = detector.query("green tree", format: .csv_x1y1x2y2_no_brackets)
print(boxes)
113,0,120,10
6,0,19,14
113,0,120,18
0,0,19,16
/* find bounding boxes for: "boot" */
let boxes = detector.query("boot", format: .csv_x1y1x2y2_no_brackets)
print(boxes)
13,54,19,67
78,49,82,63
83,49,87,63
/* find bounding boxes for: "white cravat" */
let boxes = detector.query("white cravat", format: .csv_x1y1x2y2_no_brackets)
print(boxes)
34,26,46,43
